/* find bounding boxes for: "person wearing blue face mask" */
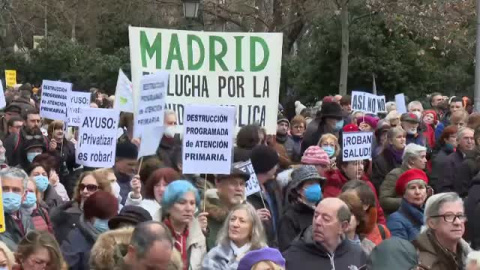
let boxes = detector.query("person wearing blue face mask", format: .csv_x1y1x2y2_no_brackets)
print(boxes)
21,139,46,171
0,167,35,251
278,165,325,251
21,178,54,234
61,191,118,270
27,163,64,210
301,101,344,155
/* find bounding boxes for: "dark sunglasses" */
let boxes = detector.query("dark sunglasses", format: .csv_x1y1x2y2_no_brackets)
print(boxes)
79,184,98,192
25,134,43,140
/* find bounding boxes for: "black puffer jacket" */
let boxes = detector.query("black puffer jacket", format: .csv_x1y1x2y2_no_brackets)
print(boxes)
284,226,367,270
466,172,480,249
278,202,315,251
430,145,454,192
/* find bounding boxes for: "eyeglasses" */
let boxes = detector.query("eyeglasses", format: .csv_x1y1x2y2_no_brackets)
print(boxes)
292,125,305,130
79,184,98,192
430,214,467,223
24,134,43,140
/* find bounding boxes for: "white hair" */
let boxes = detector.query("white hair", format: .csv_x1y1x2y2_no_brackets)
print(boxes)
0,167,29,190
424,192,462,225
407,101,424,111
457,127,474,141
402,143,426,166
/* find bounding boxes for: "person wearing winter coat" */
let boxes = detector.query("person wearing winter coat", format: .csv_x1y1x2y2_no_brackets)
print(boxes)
323,156,386,224
284,198,367,270
202,204,267,269
372,127,406,192
301,101,343,155
466,172,480,249
27,162,64,211
284,115,306,163
438,127,475,193
400,112,427,147
367,237,419,270
50,170,112,244
202,168,250,250
21,178,54,233
247,145,283,247
268,114,292,170
380,143,427,215
162,180,208,270
278,166,325,251
430,125,457,191
454,127,480,198
125,168,181,222
61,191,118,270
387,169,428,241
413,192,471,270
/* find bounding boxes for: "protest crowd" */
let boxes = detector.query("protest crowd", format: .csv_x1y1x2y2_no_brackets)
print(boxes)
2,29,480,270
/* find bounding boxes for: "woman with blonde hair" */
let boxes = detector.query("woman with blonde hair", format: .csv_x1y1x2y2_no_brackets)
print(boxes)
202,204,267,269
15,230,65,270
237,247,286,270
318,133,340,169
0,242,15,270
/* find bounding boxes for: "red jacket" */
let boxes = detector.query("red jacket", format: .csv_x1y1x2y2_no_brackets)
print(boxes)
323,169,386,225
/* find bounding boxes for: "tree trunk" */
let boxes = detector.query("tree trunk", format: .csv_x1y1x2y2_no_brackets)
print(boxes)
339,2,349,96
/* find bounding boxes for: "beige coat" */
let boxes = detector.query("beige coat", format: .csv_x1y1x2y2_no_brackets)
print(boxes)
187,218,208,270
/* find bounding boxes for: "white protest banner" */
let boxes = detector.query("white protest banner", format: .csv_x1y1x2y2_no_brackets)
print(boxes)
138,126,164,159
182,104,235,174
0,80,6,109
40,80,71,121
395,94,407,114
351,91,386,115
342,131,373,161
134,71,168,138
234,160,261,196
67,91,91,127
114,69,134,113
76,108,120,167
129,27,283,134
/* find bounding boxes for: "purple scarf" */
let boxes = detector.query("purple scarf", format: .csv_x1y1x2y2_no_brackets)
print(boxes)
388,144,404,165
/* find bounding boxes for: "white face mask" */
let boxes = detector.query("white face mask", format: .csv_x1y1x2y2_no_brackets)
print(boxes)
111,181,121,201
164,126,176,138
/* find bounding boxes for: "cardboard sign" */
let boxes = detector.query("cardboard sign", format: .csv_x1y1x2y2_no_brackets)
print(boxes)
395,94,407,114
0,80,6,109
129,27,283,134
134,71,168,138
138,126,164,159
342,131,373,161
40,80,71,121
67,91,91,127
76,108,120,167
5,70,16,88
114,69,134,113
235,160,261,196
182,104,235,174
351,91,386,115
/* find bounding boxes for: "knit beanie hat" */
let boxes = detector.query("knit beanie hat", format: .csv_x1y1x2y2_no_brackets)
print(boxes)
343,123,360,133
290,165,325,190
295,101,306,115
116,140,138,160
395,168,429,195
237,247,286,270
301,146,329,165
357,115,379,129
250,145,279,174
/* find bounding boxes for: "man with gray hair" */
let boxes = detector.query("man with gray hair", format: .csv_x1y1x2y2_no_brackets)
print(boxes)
438,127,475,194
157,110,182,168
380,143,427,215
0,167,34,250
413,192,471,269
123,221,174,270
284,198,367,269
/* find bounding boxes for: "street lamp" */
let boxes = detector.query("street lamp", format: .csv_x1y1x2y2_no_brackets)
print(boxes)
182,0,200,19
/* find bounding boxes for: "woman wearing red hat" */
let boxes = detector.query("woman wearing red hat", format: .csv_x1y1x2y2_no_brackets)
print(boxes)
386,169,429,241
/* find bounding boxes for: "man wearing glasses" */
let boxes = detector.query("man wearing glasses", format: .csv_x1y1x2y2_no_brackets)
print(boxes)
413,192,471,270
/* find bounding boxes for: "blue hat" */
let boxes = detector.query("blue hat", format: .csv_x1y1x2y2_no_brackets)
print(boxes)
237,247,286,270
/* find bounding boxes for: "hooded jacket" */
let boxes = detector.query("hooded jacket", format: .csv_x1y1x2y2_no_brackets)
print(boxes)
367,237,418,270
283,226,367,270
387,199,424,241
413,229,471,270
323,169,386,225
